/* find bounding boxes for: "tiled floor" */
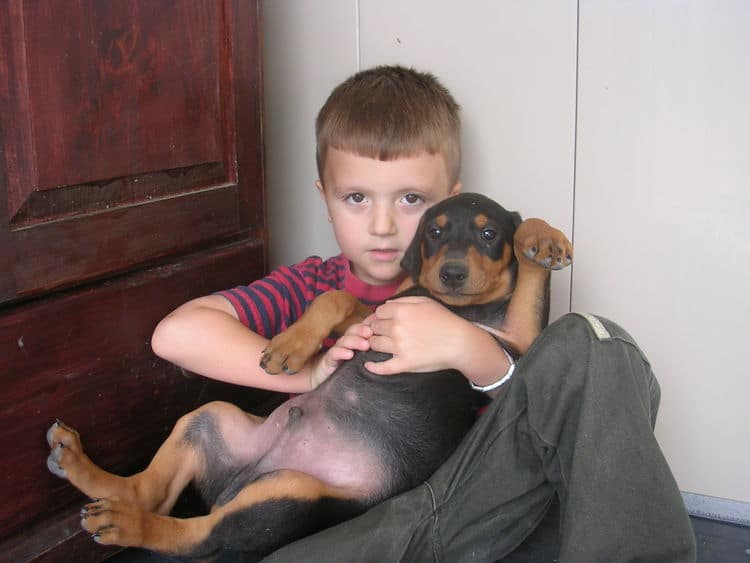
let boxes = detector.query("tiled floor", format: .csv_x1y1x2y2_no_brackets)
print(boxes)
692,517,750,563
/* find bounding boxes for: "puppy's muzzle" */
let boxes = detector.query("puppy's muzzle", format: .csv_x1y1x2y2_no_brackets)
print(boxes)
439,262,469,290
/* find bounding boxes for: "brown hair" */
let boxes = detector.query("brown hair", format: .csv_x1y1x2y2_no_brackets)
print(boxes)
316,65,461,185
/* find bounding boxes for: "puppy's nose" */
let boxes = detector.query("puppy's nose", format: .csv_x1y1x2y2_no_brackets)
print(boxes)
439,263,468,289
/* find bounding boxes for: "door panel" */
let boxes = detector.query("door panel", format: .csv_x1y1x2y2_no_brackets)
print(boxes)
14,185,249,293
0,0,263,302
22,1,224,195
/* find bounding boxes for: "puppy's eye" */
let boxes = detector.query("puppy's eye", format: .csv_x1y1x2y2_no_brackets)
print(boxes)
429,227,443,239
481,228,497,241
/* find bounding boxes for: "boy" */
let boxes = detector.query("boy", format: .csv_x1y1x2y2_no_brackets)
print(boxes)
152,65,523,394
152,66,696,561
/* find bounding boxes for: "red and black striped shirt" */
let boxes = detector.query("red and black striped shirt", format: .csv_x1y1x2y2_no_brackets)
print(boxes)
218,254,403,344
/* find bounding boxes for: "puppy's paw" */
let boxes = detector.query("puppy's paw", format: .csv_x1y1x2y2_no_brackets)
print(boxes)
46,419,84,480
515,218,573,270
260,325,323,375
80,498,151,548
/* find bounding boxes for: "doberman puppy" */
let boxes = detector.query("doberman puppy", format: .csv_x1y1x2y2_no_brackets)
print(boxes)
46,193,572,559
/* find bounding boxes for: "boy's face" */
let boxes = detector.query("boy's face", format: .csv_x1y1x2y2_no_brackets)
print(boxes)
318,148,461,286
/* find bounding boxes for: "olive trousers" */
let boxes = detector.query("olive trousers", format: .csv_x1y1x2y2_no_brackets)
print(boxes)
265,313,696,563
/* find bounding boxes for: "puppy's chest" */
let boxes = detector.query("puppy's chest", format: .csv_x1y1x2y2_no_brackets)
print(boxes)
446,299,510,329
395,285,510,329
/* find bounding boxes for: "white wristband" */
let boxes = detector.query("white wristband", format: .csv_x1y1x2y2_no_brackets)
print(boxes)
469,323,516,392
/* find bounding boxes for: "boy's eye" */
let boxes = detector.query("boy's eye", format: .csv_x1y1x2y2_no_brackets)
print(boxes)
481,228,497,241
345,193,366,204
429,227,443,239
402,193,423,205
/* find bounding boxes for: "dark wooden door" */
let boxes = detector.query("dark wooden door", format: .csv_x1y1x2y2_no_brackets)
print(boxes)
0,2,268,560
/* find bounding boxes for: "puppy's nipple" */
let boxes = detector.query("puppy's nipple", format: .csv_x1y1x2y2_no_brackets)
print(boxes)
288,406,303,422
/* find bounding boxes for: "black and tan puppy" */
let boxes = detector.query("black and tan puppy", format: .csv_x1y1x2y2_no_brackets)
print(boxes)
46,193,572,559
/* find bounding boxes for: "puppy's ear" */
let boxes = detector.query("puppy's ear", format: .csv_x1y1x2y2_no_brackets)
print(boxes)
510,211,523,230
400,219,425,281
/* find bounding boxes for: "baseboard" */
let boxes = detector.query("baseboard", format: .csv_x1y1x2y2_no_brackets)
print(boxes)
683,491,750,526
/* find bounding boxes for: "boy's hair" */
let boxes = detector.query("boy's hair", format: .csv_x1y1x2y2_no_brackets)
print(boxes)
316,65,461,186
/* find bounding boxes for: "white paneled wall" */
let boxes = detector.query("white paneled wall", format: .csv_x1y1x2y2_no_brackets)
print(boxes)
574,0,750,502
263,1,750,503
263,1,358,265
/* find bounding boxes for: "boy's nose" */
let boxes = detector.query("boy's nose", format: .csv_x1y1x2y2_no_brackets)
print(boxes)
369,205,397,236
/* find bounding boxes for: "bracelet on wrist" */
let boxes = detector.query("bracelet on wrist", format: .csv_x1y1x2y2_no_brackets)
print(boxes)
469,323,516,392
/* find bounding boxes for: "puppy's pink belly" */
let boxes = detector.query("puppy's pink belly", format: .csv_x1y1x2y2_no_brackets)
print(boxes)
253,394,384,496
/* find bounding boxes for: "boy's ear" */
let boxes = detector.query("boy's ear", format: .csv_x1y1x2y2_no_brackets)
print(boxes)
400,218,426,281
316,180,333,222
449,181,462,196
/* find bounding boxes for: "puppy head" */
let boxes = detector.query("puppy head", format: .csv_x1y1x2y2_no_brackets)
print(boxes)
401,193,521,306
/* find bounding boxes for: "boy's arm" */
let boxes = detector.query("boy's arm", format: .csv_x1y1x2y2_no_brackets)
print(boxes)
364,297,513,394
151,295,316,394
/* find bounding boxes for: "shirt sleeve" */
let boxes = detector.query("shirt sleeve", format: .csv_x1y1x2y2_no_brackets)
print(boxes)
216,257,325,337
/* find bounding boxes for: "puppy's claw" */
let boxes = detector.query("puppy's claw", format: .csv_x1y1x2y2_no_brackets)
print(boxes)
47,455,66,478
523,248,538,262
46,423,58,447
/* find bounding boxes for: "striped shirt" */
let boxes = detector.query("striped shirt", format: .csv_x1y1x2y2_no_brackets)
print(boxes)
218,254,404,343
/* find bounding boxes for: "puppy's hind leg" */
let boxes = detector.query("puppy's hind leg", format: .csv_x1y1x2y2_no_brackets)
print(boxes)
46,419,150,505
47,401,266,515
80,470,366,557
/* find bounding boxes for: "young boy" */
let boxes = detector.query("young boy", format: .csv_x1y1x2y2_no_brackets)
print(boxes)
152,65,522,395
152,66,696,561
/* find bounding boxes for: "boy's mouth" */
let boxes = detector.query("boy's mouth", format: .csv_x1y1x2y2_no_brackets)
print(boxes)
368,249,400,262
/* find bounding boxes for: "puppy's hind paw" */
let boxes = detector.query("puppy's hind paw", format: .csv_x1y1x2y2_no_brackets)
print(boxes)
47,444,68,479
45,419,84,481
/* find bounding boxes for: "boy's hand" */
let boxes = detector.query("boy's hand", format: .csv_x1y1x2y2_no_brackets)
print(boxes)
364,296,464,375
307,323,372,390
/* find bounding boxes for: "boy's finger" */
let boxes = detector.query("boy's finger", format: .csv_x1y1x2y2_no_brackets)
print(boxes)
344,323,373,338
383,296,432,305
369,319,395,339
368,335,395,354
361,313,377,326
364,358,403,376
334,335,370,352
373,302,396,319
376,296,429,319
325,351,354,369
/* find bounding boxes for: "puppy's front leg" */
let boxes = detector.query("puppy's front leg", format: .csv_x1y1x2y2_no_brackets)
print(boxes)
260,289,371,374
499,218,573,354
